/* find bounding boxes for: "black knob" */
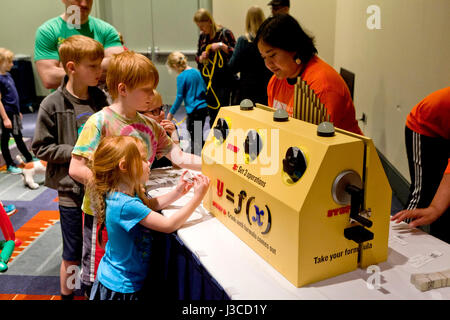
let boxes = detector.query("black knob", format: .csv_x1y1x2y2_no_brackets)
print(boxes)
213,118,229,143
282,147,307,182
344,225,374,244
244,130,263,161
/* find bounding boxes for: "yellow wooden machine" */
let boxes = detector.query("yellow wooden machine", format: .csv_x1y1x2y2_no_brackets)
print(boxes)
201,100,391,287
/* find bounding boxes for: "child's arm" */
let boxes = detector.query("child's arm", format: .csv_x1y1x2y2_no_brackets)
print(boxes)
158,119,180,144
0,97,12,129
165,144,202,171
140,174,210,233
69,154,92,185
68,113,101,185
148,171,193,211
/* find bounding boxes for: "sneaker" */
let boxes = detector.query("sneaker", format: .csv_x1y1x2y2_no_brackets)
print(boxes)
3,204,17,216
7,165,23,174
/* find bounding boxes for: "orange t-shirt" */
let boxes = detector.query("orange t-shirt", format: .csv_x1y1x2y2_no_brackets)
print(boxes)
267,55,363,135
406,87,450,139
446,159,450,174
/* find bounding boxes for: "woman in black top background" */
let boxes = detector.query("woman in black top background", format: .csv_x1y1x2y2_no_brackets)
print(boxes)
193,8,236,128
228,6,272,105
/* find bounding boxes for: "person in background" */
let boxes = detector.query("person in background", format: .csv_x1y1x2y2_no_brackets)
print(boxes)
141,90,179,169
193,8,236,129
392,160,450,243
32,35,108,300
228,6,272,105
391,87,450,243
268,0,290,16
166,51,208,155
34,0,123,89
255,14,363,135
142,90,180,146
88,136,209,300
0,48,34,174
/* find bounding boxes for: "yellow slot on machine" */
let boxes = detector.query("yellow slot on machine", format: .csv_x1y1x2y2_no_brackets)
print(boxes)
201,97,391,287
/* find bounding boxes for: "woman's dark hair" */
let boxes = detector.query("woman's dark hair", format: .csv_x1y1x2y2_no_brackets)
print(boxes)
255,14,317,65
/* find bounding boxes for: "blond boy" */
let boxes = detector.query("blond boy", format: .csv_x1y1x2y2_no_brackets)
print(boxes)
32,35,109,300
69,51,201,296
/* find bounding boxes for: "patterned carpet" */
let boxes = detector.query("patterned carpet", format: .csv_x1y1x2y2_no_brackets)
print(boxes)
0,169,69,300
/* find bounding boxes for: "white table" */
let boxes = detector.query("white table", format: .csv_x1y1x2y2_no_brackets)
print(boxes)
147,167,450,300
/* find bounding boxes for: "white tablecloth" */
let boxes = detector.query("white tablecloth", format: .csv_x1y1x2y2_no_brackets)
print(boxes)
147,167,450,300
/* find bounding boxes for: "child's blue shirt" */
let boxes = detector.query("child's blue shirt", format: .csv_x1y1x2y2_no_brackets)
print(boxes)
96,192,153,293
169,68,207,115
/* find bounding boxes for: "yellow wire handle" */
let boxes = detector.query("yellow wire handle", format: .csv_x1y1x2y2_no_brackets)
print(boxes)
173,116,187,126
202,44,224,110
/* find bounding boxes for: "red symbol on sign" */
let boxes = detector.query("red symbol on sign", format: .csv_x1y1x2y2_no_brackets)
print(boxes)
217,180,224,197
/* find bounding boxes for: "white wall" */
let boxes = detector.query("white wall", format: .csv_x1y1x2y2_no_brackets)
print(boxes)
333,0,450,180
212,0,336,65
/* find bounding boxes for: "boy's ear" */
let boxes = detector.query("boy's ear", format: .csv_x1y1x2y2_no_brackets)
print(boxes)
118,83,128,97
66,61,76,73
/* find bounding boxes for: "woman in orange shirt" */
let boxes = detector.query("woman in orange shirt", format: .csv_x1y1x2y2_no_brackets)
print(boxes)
392,87,450,243
255,14,362,135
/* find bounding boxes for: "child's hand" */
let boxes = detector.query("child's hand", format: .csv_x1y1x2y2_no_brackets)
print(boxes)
2,117,12,129
175,170,194,196
192,174,210,199
160,119,176,135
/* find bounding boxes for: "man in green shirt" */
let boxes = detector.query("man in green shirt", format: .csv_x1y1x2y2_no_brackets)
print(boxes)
34,0,124,89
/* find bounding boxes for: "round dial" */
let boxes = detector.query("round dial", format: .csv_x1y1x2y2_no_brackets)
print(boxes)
282,147,307,183
213,118,229,143
244,130,263,162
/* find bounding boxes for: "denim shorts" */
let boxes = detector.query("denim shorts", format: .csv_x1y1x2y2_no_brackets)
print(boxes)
59,205,83,261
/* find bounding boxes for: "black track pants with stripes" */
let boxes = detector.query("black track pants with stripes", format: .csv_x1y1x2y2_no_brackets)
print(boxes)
405,126,450,243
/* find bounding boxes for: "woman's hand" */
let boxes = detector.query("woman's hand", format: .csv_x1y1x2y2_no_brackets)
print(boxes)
175,170,195,196
391,207,442,228
199,51,208,63
192,174,210,199
210,42,222,52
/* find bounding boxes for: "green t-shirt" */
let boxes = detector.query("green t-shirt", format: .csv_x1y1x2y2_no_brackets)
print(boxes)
34,16,122,61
